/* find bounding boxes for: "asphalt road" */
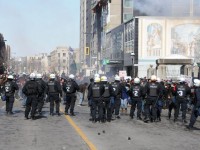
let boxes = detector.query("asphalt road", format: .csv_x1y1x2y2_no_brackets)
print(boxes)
0,99,200,150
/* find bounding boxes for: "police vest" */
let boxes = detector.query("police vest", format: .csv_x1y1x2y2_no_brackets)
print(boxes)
65,81,75,94
176,85,186,98
112,82,119,96
26,81,37,95
48,81,56,93
37,80,46,93
195,88,200,102
149,83,158,97
92,84,101,98
132,85,141,98
102,84,110,98
5,82,12,93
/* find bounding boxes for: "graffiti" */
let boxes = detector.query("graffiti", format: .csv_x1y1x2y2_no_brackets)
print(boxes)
147,23,162,56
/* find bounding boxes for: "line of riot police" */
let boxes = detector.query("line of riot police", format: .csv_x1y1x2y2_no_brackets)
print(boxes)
1,72,199,129
87,74,200,129
1,72,80,120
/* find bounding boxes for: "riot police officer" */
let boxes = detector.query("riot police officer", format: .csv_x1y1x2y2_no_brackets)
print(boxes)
36,73,47,115
173,77,191,123
22,73,41,119
62,74,79,116
46,74,62,116
3,75,19,114
88,78,94,119
88,77,105,123
111,75,123,119
101,76,113,122
144,75,163,123
187,79,200,129
129,77,144,120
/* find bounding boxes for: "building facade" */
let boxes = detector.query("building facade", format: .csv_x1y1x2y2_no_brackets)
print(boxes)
50,47,69,75
80,0,92,76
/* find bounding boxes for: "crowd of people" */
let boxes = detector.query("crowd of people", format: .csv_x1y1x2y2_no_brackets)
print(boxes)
87,74,200,129
0,72,200,130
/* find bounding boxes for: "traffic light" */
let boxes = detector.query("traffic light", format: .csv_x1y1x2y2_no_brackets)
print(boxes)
85,47,89,55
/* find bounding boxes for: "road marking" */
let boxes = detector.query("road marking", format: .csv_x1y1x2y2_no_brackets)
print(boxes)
60,109,97,150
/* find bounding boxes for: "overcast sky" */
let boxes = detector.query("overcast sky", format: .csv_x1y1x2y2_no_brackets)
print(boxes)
0,0,80,57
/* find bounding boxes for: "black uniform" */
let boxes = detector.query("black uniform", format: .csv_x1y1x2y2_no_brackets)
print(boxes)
129,83,144,119
46,79,62,115
87,78,94,117
63,79,79,116
36,78,47,114
3,79,19,114
188,86,200,129
144,81,163,122
101,81,114,122
22,79,41,119
88,82,105,122
111,81,123,118
173,83,191,122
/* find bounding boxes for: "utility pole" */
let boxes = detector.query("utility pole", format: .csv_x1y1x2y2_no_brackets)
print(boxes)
190,0,194,17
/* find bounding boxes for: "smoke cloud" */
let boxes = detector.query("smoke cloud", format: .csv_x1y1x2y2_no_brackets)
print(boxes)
133,0,198,17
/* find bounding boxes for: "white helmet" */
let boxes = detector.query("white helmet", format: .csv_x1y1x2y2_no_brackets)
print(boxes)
194,79,200,87
101,76,107,82
7,75,14,80
69,74,75,79
115,75,120,81
94,74,100,78
179,77,185,83
50,74,55,79
134,77,140,84
30,73,36,79
94,77,100,83
151,75,157,81
157,77,161,83
36,74,42,79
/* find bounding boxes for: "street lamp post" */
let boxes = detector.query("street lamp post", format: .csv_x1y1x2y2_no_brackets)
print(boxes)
197,63,200,79
131,52,135,78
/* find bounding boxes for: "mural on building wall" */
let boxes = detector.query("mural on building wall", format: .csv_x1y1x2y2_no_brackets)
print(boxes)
147,23,162,56
171,24,200,62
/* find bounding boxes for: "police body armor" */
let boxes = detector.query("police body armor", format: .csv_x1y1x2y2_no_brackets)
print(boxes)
26,82,37,95
48,81,56,93
65,80,75,94
176,85,186,99
92,84,101,98
132,85,141,98
112,82,119,96
4,82,12,96
37,80,46,93
149,83,158,97
102,84,110,98
195,88,200,103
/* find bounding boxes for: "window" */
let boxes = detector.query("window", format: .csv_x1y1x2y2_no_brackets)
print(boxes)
123,13,133,22
63,53,66,57
63,59,66,63
58,53,60,57
123,0,133,8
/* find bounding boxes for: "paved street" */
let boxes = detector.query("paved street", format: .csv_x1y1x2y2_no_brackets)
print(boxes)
0,99,200,150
